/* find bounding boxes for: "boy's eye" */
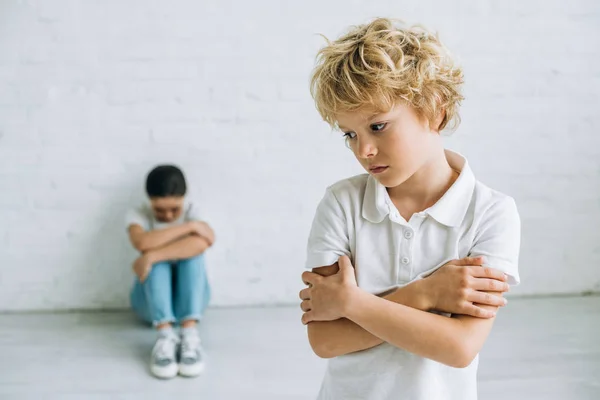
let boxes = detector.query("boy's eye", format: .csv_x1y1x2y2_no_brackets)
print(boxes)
343,131,357,140
370,123,387,132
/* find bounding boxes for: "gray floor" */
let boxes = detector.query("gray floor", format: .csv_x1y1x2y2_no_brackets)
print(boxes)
0,297,599,400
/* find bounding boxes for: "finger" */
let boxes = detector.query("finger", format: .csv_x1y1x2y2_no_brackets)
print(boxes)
470,266,507,282
301,311,314,325
300,300,311,312
471,278,510,292
453,256,486,267
299,288,311,300
467,291,507,307
302,271,322,286
461,303,496,319
338,255,353,273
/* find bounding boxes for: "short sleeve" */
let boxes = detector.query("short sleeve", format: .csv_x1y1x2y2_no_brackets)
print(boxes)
469,197,521,285
184,200,202,222
305,189,351,270
125,205,151,231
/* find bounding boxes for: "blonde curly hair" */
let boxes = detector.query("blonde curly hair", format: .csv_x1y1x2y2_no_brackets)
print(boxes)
310,18,464,132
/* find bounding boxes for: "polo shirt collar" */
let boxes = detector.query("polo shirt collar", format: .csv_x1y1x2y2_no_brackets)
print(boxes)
362,150,476,227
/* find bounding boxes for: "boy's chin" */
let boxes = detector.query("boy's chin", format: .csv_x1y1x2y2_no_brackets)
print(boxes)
372,173,407,188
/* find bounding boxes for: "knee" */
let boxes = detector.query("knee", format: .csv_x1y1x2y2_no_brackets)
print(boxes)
178,254,205,269
143,261,171,284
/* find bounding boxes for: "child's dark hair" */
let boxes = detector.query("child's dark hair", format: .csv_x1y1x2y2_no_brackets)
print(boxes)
145,165,187,197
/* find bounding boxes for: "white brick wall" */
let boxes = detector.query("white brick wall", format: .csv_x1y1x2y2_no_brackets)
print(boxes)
0,0,598,311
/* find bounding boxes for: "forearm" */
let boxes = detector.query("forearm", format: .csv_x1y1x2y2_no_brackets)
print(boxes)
147,236,210,263
136,224,193,251
345,289,492,368
308,280,429,358
307,318,382,358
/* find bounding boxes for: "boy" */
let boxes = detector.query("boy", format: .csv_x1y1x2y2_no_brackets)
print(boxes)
300,18,520,399
126,165,215,379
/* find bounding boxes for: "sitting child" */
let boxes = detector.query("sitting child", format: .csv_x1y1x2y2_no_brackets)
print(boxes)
126,165,215,379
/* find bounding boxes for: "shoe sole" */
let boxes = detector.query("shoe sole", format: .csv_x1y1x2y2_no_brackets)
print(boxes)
178,362,206,377
151,363,179,379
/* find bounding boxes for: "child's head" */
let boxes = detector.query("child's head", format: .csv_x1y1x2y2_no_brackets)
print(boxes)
310,18,464,187
145,165,187,223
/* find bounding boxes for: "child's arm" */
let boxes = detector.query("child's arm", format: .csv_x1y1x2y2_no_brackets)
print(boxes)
145,235,211,263
128,222,205,252
132,235,211,282
343,286,498,368
304,257,503,368
305,257,507,358
306,263,428,358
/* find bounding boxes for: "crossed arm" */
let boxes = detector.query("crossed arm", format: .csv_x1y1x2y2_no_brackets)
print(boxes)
128,221,215,281
302,257,509,368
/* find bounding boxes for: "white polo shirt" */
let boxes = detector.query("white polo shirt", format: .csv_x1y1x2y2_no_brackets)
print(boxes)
124,198,202,232
305,150,521,400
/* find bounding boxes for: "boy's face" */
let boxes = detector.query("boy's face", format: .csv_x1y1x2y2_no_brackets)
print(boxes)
336,103,441,189
150,196,185,223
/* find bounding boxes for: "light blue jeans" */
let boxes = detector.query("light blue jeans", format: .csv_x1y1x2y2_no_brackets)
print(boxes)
130,254,211,326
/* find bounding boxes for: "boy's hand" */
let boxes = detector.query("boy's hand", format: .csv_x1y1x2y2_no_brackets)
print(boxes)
132,253,154,282
189,221,215,245
422,256,509,318
300,256,359,324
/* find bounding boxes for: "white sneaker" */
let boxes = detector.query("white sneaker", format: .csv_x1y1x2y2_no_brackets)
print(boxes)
150,332,179,379
179,330,205,377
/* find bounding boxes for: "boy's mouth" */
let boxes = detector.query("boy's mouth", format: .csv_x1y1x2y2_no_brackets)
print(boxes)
369,165,389,174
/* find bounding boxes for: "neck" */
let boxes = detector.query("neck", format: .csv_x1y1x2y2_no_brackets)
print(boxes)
387,146,457,211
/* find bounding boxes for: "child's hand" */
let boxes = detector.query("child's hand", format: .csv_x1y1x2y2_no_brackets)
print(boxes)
132,254,154,282
300,255,359,324
424,256,510,318
189,221,215,245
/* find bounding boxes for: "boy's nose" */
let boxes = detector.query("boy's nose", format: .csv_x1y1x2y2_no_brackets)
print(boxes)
357,139,377,159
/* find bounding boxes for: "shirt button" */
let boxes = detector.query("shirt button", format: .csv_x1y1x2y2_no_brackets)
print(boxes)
404,230,413,239
401,257,410,264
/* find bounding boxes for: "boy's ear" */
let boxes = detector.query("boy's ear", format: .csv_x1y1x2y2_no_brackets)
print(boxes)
433,109,446,132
